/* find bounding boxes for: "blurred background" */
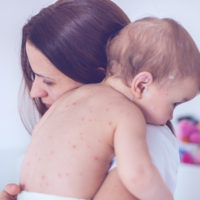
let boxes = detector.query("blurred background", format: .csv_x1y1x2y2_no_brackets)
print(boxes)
0,0,200,199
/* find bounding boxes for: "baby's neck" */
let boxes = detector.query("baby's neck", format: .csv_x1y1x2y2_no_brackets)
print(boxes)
102,77,134,101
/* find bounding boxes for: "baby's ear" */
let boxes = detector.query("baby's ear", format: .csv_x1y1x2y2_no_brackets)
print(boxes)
130,72,153,99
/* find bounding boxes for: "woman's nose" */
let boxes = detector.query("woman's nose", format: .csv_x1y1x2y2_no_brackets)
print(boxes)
30,79,48,98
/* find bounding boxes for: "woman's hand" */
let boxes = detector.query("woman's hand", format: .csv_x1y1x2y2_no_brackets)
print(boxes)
0,184,20,200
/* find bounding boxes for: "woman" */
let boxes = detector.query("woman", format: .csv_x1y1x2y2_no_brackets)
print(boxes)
20,0,130,133
0,0,179,199
1,0,132,199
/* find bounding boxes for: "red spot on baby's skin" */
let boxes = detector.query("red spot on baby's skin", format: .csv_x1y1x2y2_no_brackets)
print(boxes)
48,136,52,140
97,139,102,143
26,161,30,166
81,117,85,121
80,135,84,140
72,102,77,106
93,156,99,161
38,157,41,162
41,175,46,180
65,172,69,177
50,150,54,155
72,145,77,149
57,173,62,178
46,182,49,186
108,121,112,126
105,108,110,112
87,144,91,149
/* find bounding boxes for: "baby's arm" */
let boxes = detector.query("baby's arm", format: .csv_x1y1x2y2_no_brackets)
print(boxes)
114,108,173,200
94,125,178,200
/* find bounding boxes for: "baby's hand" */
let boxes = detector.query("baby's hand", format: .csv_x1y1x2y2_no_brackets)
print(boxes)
0,184,20,200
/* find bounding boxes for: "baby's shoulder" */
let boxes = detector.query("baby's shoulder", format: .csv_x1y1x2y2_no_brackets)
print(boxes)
64,84,143,118
105,94,144,122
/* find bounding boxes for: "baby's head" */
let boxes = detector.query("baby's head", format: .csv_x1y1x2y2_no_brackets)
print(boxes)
106,17,200,125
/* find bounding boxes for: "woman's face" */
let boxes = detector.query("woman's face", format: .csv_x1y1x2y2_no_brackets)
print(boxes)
26,41,83,109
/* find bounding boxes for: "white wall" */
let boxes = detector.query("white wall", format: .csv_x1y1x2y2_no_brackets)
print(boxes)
0,0,55,190
0,0,200,198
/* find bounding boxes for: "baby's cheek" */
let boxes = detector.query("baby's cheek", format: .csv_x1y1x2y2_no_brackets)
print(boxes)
161,111,171,124
153,110,169,125
149,105,156,113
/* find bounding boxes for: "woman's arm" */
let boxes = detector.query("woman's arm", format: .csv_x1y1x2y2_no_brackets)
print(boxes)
94,168,138,200
0,184,20,200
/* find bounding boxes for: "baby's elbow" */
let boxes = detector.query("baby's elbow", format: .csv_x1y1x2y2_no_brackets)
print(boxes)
120,165,155,196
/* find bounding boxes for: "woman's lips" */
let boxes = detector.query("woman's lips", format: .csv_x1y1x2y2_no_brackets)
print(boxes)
45,104,51,109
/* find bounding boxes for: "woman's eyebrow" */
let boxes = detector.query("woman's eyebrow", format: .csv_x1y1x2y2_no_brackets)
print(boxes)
34,72,55,81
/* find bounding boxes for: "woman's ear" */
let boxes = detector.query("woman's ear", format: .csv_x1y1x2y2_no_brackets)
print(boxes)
130,72,153,99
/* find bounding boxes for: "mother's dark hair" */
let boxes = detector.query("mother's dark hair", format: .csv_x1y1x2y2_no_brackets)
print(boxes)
20,0,130,131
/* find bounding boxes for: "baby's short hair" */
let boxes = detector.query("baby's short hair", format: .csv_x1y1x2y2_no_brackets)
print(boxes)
106,17,200,85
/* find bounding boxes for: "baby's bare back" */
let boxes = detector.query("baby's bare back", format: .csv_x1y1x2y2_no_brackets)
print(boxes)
20,84,131,199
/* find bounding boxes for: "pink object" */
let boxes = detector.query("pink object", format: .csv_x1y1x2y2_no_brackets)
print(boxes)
196,150,200,164
181,152,195,164
176,120,200,144
189,132,200,144
176,120,198,138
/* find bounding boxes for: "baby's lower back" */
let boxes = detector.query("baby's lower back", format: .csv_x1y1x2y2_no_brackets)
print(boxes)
20,115,113,197
20,131,113,198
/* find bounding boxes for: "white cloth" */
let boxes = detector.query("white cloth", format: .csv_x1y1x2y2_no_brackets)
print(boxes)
110,124,180,194
17,191,87,200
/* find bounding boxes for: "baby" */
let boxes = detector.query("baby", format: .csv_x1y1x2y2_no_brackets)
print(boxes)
18,17,200,200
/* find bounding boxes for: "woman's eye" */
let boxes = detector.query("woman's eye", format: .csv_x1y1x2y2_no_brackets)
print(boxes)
43,80,54,86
